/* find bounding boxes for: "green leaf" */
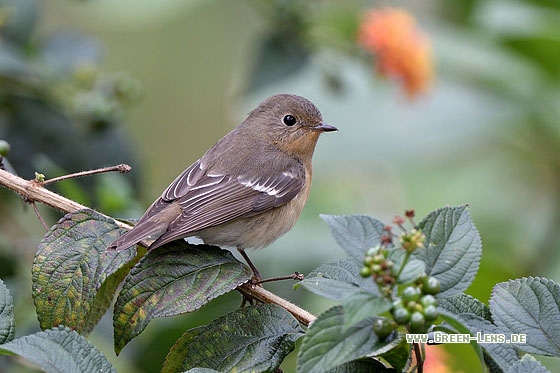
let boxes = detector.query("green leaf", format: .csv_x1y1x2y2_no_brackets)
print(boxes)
162,304,303,373
32,209,135,333
387,248,425,284
0,326,115,373
320,214,387,263
82,247,144,335
113,242,252,354
343,291,392,329
490,277,560,356
0,278,15,344
297,305,402,373
378,337,411,372
415,205,482,297
457,313,518,373
438,292,492,321
506,355,550,373
297,259,380,301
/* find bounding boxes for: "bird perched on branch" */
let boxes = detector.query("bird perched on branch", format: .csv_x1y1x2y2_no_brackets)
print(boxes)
107,94,337,279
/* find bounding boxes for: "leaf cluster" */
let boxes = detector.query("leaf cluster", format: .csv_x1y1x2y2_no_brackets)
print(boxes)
0,206,558,372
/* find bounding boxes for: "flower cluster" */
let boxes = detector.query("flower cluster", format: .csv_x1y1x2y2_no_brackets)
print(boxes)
357,7,433,98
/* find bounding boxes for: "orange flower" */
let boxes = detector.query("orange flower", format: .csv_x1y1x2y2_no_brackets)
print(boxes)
357,8,433,98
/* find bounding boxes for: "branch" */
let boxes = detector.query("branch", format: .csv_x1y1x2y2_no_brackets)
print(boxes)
0,168,317,326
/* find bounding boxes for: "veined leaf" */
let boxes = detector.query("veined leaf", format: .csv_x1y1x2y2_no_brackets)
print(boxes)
438,292,491,321
297,258,380,301
113,242,252,354
415,205,482,297
0,279,15,344
162,304,303,373
32,209,136,333
0,326,115,373
320,214,387,263
297,305,402,373
490,277,560,356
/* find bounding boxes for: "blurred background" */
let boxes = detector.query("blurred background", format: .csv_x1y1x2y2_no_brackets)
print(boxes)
1,0,559,371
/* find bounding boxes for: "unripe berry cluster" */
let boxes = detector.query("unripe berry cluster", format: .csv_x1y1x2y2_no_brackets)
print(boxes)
400,228,426,253
360,246,395,295
390,275,441,334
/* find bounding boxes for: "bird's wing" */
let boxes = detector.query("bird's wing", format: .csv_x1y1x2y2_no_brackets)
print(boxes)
146,158,305,247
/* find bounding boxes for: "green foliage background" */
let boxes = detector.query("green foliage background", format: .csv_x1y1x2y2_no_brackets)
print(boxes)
1,0,560,371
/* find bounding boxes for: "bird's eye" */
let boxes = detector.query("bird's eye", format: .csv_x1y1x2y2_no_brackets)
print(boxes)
283,115,297,126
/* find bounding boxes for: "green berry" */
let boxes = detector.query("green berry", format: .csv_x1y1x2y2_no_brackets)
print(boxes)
422,276,441,295
393,307,411,325
360,266,372,277
371,264,382,274
420,294,437,307
410,311,426,333
406,301,418,312
402,286,422,302
372,253,385,264
0,140,10,157
423,304,438,321
367,246,380,257
373,318,395,340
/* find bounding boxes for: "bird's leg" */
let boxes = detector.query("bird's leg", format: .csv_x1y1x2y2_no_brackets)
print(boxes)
237,247,262,283
237,247,304,286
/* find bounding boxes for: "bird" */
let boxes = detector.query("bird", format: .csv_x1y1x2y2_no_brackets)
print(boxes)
107,94,337,280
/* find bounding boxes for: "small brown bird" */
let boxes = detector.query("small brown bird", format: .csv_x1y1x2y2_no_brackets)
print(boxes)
107,94,337,278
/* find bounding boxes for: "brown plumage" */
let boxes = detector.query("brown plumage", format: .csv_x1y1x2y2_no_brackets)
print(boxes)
107,94,336,277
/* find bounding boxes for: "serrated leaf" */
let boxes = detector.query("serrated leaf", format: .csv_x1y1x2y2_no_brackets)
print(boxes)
82,247,144,335
490,277,560,356
507,355,550,373
343,291,392,329
297,305,402,373
0,326,115,373
162,304,303,373
320,214,387,262
457,313,518,373
0,279,15,344
113,242,252,354
32,209,136,333
415,205,482,297
438,293,492,321
298,259,380,301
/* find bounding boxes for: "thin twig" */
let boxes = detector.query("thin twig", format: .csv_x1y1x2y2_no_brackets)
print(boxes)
412,342,424,373
256,272,304,285
0,168,317,327
30,202,49,231
41,164,132,186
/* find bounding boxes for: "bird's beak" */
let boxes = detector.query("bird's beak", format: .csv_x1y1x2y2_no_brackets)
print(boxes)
313,122,338,132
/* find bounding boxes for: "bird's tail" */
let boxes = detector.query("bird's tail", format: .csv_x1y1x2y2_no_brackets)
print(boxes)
106,220,167,252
